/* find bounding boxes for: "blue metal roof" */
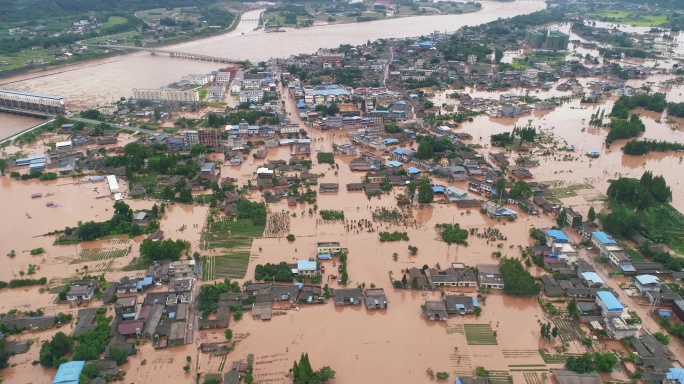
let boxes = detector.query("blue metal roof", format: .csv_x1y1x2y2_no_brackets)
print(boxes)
432,186,445,193
667,368,684,382
297,260,317,271
387,161,403,167
392,148,404,155
472,298,479,307
635,275,659,285
580,272,604,285
620,264,636,272
1,88,63,100
658,309,671,317
383,138,399,145
592,231,616,245
407,167,421,174
53,361,85,384
596,291,624,312
545,229,569,243
317,253,331,260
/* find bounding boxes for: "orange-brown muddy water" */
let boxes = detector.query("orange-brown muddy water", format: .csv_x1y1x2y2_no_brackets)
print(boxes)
2,1,684,382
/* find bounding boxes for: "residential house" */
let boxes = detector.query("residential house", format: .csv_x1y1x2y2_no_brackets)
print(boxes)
272,285,300,302
635,275,661,296
298,285,325,304
66,279,99,301
477,264,504,290
114,296,137,320
424,300,448,321
296,260,317,276
565,208,583,228
334,288,362,306
364,288,388,310
595,291,624,318
444,295,479,315
605,317,639,340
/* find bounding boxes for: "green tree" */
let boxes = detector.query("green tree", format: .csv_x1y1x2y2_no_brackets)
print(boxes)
416,140,434,160
567,299,580,319
654,332,670,345
556,208,567,227
509,180,532,198
225,329,233,341
190,144,208,156
494,48,504,63
0,158,8,176
588,206,596,221
108,346,129,365
417,176,434,204
401,274,408,288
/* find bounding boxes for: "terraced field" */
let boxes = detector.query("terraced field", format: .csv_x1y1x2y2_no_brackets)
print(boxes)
70,249,128,264
486,370,513,384
538,349,579,364
464,324,498,345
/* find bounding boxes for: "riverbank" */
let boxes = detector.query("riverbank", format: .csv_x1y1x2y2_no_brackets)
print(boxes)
0,1,547,110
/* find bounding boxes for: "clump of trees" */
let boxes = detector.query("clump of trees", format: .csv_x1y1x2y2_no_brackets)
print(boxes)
62,201,160,241
236,199,267,226
319,210,344,220
622,139,684,156
139,238,190,262
565,352,618,373
611,93,667,118
499,257,541,296
379,231,409,242
606,114,645,145
197,281,230,317
292,353,335,384
435,223,469,245
606,171,671,209
667,101,684,117
255,262,294,282
39,331,74,368
417,176,434,204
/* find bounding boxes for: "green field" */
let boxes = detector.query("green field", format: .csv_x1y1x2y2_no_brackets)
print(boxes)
464,324,498,345
202,253,251,280
0,49,61,71
587,10,668,27
70,248,128,264
203,219,264,280
122,256,149,271
486,370,513,384
538,349,579,364
105,16,128,27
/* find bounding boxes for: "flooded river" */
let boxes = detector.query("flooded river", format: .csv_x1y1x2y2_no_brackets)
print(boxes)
0,0,545,116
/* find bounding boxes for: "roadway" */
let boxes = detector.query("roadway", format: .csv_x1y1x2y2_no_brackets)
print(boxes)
67,115,158,135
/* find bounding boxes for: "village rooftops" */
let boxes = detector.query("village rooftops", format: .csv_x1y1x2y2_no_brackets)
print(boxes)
424,300,448,321
364,288,388,309
552,370,602,384
334,288,362,305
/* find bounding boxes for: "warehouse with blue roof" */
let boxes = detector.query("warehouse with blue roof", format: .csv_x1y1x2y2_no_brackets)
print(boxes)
545,229,569,246
52,361,85,384
595,291,624,317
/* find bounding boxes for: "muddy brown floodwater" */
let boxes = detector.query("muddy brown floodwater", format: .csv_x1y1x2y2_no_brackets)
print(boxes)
2,2,684,382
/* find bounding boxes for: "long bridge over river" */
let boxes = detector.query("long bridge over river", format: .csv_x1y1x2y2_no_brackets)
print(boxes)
97,45,241,64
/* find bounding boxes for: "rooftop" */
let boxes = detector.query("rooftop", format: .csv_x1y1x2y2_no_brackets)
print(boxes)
596,291,624,312
636,274,660,285
580,272,604,285
592,231,617,245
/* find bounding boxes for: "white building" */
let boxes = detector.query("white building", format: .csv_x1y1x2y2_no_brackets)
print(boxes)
208,86,225,100
605,317,639,340
296,260,317,276
280,125,300,134
97,105,117,115
216,72,232,84
635,275,661,296
239,90,263,103
56,140,73,153
133,88,199,102
106,175,120,194
182,74,213,85
183,130,199,147
595,291,624,318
